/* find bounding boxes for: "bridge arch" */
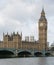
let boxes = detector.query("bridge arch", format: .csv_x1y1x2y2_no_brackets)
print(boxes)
0,50,14,58
18,50,32,57
45,52,51,56
34,52,43,57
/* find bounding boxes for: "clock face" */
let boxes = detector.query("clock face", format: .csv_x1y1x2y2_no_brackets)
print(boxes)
40,23,43,26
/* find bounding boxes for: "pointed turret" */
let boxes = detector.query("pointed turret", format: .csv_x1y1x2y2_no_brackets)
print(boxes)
41,8,45,17
39,8,47,21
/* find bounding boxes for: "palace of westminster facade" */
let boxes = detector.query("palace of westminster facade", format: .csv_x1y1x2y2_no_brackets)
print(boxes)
0,8,48,51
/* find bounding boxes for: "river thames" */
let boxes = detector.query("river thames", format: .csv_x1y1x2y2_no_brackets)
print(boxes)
0,57,54,65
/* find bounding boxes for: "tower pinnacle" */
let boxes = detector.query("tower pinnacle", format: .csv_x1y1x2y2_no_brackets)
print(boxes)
41,8,45,17
39,8,47,21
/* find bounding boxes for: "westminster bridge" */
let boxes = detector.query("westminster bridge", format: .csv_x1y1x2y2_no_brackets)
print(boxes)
0,48,52,58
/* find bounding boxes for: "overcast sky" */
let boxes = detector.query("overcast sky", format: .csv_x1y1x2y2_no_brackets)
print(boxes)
0,0,54,45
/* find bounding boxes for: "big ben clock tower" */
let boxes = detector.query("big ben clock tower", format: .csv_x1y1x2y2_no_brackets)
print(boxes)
38,8,47,51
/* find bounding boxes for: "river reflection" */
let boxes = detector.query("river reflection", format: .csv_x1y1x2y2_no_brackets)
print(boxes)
0,57,54,65
37,57,48,65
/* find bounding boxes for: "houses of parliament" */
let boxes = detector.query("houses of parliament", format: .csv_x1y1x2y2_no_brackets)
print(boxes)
0,8,48,54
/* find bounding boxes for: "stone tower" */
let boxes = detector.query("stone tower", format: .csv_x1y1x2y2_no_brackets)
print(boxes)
38,8,47,51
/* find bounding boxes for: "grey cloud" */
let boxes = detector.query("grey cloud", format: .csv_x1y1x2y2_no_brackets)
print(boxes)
44,0,54,4
0,0,54,44
22,0,40,4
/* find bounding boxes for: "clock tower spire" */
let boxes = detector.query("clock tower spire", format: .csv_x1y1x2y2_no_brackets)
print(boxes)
38,8,47,51
41,8,45,17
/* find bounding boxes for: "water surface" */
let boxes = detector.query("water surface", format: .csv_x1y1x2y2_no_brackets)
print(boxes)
0,57,54,65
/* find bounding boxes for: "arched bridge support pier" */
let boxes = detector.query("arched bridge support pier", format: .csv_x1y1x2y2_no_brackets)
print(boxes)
17,49,33,57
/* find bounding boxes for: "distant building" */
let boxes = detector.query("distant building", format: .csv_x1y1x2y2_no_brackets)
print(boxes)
25,36,29,42
30,36,34,42
50,43,54,51
51,43,54,47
